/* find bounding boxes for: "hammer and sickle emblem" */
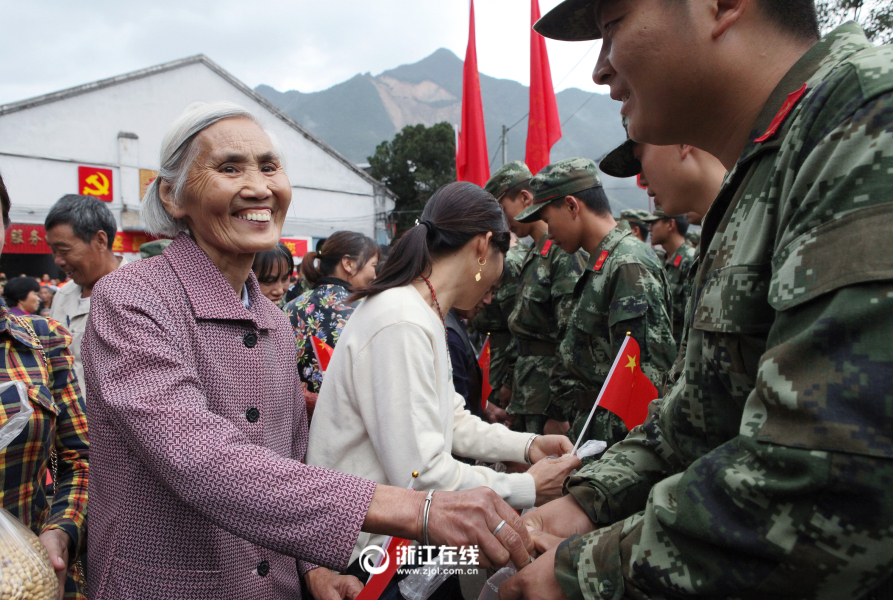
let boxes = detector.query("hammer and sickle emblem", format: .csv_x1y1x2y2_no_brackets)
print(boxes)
82,172,110,197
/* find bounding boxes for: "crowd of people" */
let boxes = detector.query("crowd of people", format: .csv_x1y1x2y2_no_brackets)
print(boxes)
0,0,891,599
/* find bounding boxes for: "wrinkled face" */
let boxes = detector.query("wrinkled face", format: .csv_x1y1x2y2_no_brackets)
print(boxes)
257,258,292,304
166,118,291,262
46,223,108,288
593,0,700,144
539,199,583,254
38,288,54,305
498,194,534,238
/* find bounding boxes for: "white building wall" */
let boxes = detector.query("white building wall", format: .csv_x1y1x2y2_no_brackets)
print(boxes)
0,58,393,241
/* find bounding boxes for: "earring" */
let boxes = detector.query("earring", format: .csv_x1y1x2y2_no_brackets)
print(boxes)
475,257,486,282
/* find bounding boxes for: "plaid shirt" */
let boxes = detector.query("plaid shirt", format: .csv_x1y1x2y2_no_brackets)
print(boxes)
0,299,88,597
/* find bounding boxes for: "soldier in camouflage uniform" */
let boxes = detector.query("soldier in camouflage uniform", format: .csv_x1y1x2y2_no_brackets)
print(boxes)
515,158,675,452
469,240,529,411
488,161,587,435
617,209,651,243
500,2,893,599
646,209,696,349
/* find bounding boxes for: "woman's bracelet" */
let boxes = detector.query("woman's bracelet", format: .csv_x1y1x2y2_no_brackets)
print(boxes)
525,434,540,464
422,490,435,547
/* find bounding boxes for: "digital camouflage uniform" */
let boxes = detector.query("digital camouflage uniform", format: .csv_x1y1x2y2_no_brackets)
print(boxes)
470,242,529,405
506,235,586,433
515,159,675,452
643,209,699,351
552,220,676,451
478,161,539,407
547,24,893,600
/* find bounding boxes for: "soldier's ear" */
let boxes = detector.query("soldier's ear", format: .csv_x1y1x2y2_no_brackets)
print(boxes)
680,145,694,160
519,189,534,207
712,0,749,39
564,195,580,217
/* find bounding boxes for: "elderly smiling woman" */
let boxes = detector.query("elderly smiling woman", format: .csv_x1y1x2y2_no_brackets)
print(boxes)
81,103,534,600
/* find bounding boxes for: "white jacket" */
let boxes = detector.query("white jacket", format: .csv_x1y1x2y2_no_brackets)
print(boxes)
306,285,535,563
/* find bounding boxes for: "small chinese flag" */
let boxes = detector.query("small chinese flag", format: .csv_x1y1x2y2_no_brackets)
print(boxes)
309,335,334,372
598,336,658,431
478,337,492,411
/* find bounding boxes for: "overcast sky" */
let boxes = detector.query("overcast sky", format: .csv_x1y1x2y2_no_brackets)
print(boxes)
0,1,608,106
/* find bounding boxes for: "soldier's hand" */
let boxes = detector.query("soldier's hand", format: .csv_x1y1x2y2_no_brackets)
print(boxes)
530,530,565,556
523,495,595,539
485,402,510,425
528,454,582,506
528,435,574,462
543,419,570,436
499,385,512,408
498,545,569,600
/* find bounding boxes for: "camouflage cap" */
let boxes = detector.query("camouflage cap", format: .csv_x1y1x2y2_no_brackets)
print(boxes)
484,161,533,200
534,0,601,42
599,117,641,178
619,209,654,228
516,157,603,223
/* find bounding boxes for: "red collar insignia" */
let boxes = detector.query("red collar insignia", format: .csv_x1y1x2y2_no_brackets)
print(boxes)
673,254,682,267
754,83,808,143
541,240,553,256
594,250,609,271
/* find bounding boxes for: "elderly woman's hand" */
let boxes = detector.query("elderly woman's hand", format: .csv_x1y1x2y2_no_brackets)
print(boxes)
527,454,582,506
528,435,574,462
38,529,70,600
304,567,363,600
425,487,534,569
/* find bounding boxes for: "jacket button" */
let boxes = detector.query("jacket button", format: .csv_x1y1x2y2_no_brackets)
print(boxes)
243,332,258,348
246,407,260,423
257,560,270,577
598,580,614,598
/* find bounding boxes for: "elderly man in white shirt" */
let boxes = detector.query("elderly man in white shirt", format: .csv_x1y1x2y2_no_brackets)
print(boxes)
47,194,126,397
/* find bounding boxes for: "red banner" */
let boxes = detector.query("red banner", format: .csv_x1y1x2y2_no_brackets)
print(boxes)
526,0,562,175
78,166,114,202
112,231,163,254
280,238,310,258
4,224,51,254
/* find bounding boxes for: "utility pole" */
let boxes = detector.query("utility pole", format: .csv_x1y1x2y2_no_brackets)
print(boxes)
502,125,508,166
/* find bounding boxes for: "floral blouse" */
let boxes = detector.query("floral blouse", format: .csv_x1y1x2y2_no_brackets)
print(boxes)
284,278,359,393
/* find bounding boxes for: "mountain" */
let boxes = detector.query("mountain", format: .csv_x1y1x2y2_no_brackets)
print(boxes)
257,48,649,212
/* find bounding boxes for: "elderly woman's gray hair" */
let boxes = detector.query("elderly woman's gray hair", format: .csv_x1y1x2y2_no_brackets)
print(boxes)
142,102,285,237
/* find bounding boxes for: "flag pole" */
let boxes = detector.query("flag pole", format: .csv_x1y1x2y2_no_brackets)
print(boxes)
571,333,631,455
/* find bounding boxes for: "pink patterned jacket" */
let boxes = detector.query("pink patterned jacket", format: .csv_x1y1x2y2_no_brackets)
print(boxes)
83,233,376,599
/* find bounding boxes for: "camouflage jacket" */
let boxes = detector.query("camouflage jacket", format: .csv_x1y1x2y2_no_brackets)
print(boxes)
470,243,529,397
556,24,893,600
662,242,698,350
507,235,586,416
550,222,675,442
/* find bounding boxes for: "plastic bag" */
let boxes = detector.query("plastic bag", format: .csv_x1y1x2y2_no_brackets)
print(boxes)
398,552,452,600
477,563,519,600
575,440,607,459
0,380,59,600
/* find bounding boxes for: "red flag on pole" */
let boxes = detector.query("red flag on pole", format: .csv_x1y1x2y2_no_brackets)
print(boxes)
478,337,492,411
525,0,562,175
310,335,334,373
456,0,490,187
572,335,658,454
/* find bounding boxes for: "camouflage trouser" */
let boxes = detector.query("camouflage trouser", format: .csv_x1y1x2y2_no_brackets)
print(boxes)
569,391,630,466
510,414,548,435
508,354,555,419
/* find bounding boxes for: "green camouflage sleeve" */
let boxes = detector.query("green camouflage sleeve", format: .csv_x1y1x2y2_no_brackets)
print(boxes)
556,85,893,599
551,250,587,330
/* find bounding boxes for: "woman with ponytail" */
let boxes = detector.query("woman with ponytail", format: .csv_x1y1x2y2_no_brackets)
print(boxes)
306,182,580,591
285,231,379,416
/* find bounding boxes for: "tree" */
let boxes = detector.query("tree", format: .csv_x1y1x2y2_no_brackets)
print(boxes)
816,0,893,44
368,122,456,242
